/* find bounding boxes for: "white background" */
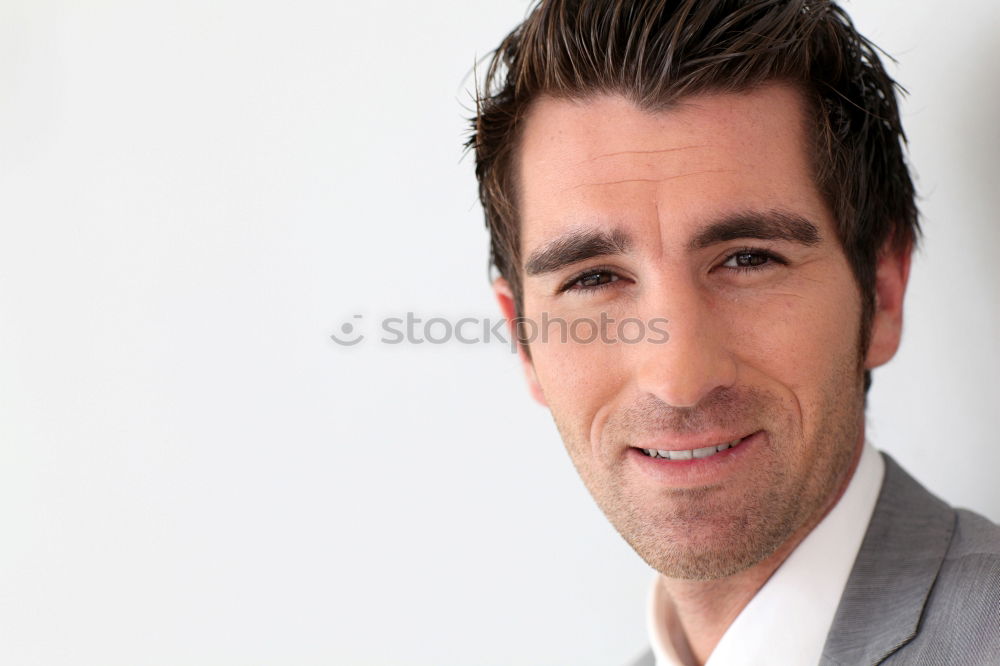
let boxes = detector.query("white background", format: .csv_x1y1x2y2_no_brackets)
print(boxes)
1,1,997,664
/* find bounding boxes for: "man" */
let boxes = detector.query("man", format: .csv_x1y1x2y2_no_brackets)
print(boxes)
467,1,1000,664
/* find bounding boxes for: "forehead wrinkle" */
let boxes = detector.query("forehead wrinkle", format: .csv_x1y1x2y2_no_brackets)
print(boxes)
563,168,734,193
576,144,710,165
652,196,666,264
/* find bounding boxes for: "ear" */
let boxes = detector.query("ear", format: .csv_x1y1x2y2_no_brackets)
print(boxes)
493,277,547,406
864,242,913,370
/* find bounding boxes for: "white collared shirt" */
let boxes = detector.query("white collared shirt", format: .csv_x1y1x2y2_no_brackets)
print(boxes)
647,441,886,666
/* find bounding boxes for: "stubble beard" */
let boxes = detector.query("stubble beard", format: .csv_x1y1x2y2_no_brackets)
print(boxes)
552,364,864,581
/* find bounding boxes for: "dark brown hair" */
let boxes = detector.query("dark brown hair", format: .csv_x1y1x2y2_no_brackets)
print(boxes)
468,0,919,391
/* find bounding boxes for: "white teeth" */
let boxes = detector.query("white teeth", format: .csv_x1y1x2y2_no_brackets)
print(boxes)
642,435,748,460
692,445,717,459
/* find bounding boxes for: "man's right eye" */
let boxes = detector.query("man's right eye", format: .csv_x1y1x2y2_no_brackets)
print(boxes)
560,269,622,293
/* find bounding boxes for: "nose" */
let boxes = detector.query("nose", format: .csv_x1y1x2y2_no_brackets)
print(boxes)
632,289,738,409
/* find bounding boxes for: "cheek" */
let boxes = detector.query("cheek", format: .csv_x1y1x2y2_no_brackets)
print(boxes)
522,297,628,387
720,280,862,410
526,326,631,443
531,338,624,401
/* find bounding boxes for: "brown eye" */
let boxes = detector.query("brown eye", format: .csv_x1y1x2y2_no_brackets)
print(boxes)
578,272,618,288
560,269,624,293
734,252,768,267
721,249,781,271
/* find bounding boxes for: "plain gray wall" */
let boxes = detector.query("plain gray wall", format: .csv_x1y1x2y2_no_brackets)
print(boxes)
1,1,997,664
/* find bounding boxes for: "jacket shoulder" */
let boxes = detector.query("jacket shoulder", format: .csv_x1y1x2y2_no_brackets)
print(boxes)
824,456,1000,665
887,507,1000,664
950,507,1000,557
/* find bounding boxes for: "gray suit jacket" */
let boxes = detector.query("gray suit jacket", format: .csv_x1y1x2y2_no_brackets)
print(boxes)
630,453,1000,665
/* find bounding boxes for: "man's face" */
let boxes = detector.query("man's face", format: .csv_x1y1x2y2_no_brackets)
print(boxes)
502,84,886,580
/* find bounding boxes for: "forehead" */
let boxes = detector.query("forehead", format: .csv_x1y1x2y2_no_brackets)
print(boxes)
516,84,829,256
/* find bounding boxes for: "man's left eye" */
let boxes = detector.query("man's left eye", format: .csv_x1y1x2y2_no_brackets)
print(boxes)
721,249,781,271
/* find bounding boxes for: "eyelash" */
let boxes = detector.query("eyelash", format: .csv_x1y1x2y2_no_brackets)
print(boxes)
558,248,786,293
721,247,787,273
559,265,622,293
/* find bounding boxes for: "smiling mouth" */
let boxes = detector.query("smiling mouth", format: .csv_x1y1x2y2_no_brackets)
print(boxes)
636,433,755,461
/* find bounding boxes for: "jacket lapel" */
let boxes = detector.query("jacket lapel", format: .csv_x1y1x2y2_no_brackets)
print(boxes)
819,453,956,665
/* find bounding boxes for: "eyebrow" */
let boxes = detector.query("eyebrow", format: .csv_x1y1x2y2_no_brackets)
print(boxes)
524,227,632,276
687,210,822,250
523,210,822,277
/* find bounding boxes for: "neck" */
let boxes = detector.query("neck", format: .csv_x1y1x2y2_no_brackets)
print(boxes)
658,436,866,665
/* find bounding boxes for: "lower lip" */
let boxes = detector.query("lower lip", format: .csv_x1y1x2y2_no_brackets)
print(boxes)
627,430,765,487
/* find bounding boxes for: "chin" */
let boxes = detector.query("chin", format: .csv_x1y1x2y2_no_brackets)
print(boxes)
621,511,795,581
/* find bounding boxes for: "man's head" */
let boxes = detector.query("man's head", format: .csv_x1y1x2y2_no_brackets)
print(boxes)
469,0,917,579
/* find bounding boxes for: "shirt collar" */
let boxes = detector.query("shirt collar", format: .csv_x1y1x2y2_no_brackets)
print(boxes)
647,441,886,666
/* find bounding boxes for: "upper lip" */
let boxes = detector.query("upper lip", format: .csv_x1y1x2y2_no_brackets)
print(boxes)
633,429,759,452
